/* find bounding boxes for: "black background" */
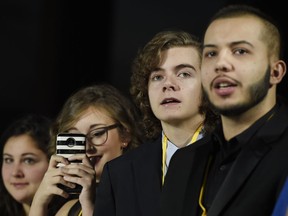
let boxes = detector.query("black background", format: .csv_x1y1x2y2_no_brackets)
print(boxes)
1,0,287,132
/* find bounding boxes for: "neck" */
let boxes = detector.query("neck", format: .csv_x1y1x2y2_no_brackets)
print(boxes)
221,98,276,140
162,115,204,148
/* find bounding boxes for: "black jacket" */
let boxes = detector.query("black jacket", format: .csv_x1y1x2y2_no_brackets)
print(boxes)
161,100,288,216
94,137,162,216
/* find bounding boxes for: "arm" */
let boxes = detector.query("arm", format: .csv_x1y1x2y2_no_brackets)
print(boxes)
29,155,71,216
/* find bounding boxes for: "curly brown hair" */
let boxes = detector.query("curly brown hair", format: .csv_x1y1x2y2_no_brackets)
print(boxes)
130,30,219,140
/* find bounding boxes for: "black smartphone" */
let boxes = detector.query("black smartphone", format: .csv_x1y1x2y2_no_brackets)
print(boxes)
56,133,86,194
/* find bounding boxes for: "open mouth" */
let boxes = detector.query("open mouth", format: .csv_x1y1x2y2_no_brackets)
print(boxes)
212,79,238,96
89,155,102,165
215,82,236,89
161,98,180,105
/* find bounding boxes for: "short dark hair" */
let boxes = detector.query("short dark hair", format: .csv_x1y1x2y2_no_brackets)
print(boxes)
206,4,282,59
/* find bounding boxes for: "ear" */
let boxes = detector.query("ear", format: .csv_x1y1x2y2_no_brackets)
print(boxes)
121,142,128,148
270,60,286,84
120,132,131,148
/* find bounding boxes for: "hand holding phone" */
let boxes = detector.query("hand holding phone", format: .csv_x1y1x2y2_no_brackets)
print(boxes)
56,133,86,194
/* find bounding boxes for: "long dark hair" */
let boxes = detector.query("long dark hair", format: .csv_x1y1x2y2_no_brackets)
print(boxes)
0,114,52,216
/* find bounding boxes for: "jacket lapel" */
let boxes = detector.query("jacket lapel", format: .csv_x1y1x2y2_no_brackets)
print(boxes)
166,136,214,215
133,138,162,216
208,101,288,216
208,143,270,216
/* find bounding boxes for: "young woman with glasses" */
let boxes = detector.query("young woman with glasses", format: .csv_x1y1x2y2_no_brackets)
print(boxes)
29,83,143,216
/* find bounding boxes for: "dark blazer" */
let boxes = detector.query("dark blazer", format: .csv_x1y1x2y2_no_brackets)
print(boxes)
161,100,288,216
94,136,162,216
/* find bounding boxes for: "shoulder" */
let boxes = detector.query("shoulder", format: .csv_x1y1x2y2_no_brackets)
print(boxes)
109,137,161,164
102,137,162,175
260,99,288,142
276,96,288,116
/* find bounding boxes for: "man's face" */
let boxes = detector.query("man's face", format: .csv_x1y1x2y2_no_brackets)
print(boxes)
201,15,272,116
148,47,202,124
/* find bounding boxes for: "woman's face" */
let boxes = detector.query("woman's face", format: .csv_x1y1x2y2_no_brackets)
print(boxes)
68,107,126,182
2,134,49,205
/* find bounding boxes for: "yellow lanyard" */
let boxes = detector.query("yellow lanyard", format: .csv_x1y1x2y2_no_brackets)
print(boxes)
198,156,212,216
78,209,82,216
161,123,203,185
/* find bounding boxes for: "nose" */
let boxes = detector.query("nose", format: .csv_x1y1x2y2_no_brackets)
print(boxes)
215,50,233,73
86,142,97,155
162,76,180,92
11,163,24,178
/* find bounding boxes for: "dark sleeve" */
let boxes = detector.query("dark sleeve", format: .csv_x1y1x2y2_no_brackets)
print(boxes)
93,163,116,216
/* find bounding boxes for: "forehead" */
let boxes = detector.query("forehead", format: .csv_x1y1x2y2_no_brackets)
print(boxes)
204,15,264,45
160,47,200,66
74,107,114,127
3,134,40,154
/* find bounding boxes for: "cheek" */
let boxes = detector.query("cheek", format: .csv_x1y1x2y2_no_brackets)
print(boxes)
103,141,122,153
148,86,156,101
27,164,49,183
149,97,157,114
1,165,11,181
187,79,202,96
147,93,157,114
201,62,211,75
102,141,123,161
148,80,162,95
200,73,210,89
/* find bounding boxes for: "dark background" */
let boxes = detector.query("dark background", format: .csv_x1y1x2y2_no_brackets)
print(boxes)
1,0,287,132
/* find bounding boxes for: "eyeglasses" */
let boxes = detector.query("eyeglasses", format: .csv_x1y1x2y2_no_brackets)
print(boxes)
86,123,119,146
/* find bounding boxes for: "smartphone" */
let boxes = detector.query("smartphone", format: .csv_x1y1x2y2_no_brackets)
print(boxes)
56,133,86,194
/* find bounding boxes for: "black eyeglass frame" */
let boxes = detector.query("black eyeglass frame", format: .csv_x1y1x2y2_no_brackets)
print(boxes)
86,123,120,146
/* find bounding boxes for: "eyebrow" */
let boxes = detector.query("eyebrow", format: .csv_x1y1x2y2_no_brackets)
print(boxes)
203,40,254,49
68,124,107,132
152,63,197,73
3,153,38,157
175,64,197,71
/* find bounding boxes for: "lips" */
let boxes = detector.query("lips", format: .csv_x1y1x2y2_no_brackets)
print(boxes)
11,182,28,189
161,97,180,105
213,77,237,89
89,156,102,166
212,77,237,96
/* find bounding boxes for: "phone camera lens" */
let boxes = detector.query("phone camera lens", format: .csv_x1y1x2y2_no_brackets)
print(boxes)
66,137,76,147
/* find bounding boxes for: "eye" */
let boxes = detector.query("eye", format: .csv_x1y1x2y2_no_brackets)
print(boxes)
204,50,217,58
234,48,248,55
23,158,36,165
3,157,13,164
178,71,191,78
90,129,106,138
150,74,163,81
